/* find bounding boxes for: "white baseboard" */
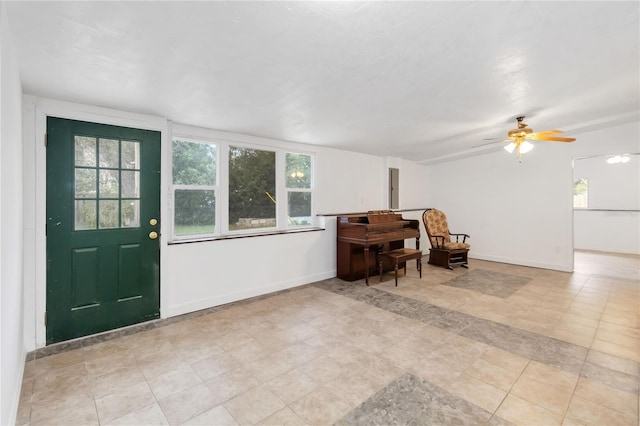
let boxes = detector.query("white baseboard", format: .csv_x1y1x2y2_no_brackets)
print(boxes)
469,253,572,273
163,270,337,318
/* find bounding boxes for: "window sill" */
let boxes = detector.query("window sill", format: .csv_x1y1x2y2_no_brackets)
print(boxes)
167,226,325,245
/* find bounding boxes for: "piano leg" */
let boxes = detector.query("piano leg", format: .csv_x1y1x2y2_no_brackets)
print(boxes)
364,246,370,286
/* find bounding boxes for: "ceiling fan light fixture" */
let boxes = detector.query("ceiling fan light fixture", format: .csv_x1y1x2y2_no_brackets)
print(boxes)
519,141,534,154
504,142,516,153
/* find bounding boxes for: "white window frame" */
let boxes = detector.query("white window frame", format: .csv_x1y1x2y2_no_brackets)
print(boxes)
170,134,316,242
284,151,315,228
171,137,219,240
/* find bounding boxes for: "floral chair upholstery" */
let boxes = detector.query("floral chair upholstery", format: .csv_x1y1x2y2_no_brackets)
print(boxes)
422,209,470,269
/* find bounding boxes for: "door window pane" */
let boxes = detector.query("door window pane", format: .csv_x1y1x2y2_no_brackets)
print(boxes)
174,189,215,235
99,138,120,168
288,192,312,226
121,140,140,169
229,147,275,230
121,200,140,228
75,169,97,198
75,200,96,230
121,171,140,198
99,200,119,229
99,170,120,198
75,136,97,167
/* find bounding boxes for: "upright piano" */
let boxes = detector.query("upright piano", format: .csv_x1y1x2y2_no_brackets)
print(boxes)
337,210,420,284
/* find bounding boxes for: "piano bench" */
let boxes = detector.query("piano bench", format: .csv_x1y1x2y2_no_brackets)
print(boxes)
378,248,423,287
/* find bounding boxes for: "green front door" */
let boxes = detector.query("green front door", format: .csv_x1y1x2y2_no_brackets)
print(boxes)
46,117,161,344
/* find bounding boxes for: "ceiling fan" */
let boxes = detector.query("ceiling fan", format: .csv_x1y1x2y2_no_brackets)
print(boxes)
484,116,576,161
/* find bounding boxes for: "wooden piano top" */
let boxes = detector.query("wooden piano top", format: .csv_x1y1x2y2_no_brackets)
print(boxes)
337,211,419,245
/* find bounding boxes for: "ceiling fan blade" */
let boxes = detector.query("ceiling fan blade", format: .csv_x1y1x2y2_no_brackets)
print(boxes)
531,135,576,142
530,130,563,136
472,139,508,148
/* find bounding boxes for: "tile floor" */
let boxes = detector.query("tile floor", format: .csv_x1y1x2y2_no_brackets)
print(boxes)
16,250,639,425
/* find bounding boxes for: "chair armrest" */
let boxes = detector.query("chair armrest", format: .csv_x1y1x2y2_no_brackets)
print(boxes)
449,233,470,243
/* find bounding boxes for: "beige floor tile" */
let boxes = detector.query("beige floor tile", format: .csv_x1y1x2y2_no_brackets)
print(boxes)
246,353,298,383
90,365,147,399
510,375,573,415
585,350,639,377
298,355,346,384
322,368,387,408
590,339,639,362
565,395,637,426
190,352,243,381
550,327,595,347
258,407,309,425
558,313,600,329
598,321,640,339
95,381,156,424
263,368,320,405
464,357,521,391
30,393,98,426
495,394,563,426
205,366,262,402
106,402,169,426
181,405,238,426
175,339,226,365
85,352,138,378
34,349,86,371
574,377,638,418
595,329,639,350
409,353,464,389
214,331,257,351
147,365,203,400
158,383,222,425
223,385,286,425
600,314,639,329
480,347,530,374
449,373,507,413
226,340,272,364
289,386,352,425
520,361,578,395
32,368,93,403
138,350,190,380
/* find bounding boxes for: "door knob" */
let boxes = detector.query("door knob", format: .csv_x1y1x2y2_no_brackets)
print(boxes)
149,231,158,240
149,218,158,226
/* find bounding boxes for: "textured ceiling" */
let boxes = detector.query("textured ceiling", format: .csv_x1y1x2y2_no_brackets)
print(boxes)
6,1,640,163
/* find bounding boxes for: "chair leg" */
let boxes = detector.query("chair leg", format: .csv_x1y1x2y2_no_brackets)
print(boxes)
379,259,383,282
418,258,422,278
394,263,399,287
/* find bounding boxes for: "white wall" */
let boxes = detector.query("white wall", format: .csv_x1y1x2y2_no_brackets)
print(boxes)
423,119,640,272
22,98,431,348
0,2,24,425
574,154,640,210
573,153,639,254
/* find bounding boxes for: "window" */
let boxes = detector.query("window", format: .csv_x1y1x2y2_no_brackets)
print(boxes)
171,136,315,241
172,139,217,237
286,153,312,226
74,136,141,230
573,178,588,208
229,146,276,231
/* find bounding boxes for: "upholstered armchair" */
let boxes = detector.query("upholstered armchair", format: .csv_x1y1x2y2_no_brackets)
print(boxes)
422,208,470,269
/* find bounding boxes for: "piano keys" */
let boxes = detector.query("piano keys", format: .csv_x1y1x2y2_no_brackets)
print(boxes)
337,210,420,284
